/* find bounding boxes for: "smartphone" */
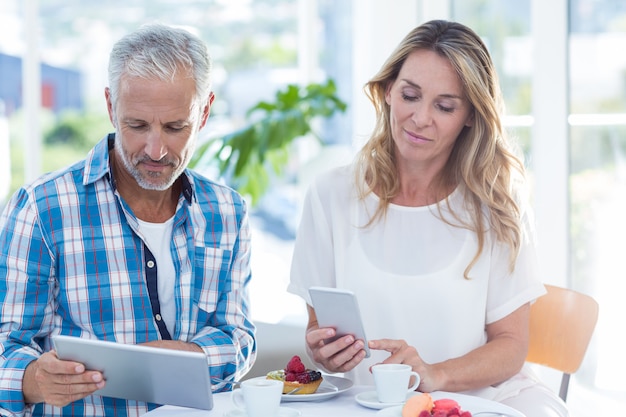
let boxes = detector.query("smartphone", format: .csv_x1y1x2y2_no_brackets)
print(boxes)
308,286,371,358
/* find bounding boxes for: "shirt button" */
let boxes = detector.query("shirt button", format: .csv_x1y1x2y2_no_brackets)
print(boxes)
156,314,162,321
147,260,155,268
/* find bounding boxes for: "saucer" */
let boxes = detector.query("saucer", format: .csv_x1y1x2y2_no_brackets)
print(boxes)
223,406,301,417
355,390,420,410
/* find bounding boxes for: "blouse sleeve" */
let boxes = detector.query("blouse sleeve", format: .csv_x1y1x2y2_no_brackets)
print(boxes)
486,207,547,324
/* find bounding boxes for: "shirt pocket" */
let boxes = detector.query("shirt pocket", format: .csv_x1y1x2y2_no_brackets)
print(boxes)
192,246,233,314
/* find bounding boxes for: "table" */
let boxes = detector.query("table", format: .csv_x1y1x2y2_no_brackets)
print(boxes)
141,385,526,417
142,385,376,417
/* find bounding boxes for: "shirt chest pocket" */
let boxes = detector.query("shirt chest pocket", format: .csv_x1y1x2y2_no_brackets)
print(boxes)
192,246,233,313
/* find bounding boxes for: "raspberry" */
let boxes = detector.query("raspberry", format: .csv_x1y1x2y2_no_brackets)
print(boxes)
295,373,310,384
285,372,297,382
418,411,431,417
285,355,306,373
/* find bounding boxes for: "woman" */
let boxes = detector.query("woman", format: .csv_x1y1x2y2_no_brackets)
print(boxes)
287,20,568,416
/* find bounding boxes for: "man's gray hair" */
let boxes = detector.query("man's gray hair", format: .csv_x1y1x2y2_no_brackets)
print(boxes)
107,23,212,110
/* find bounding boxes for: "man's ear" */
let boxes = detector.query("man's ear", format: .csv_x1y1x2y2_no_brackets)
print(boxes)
199,92,215,129
105,87,116,127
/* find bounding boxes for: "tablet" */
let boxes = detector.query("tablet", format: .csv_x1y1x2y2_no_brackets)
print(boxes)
52,335,213,410
309,287,370,357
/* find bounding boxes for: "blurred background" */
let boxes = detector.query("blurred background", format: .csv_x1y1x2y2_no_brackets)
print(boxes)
1,0,625,414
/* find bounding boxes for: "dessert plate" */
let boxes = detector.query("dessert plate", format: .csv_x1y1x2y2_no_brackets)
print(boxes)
355,390,421,410
279,375,353,402
374,391,525,417
223,406,301,417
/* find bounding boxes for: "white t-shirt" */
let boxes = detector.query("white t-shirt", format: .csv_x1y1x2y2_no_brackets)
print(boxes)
287,165,546,401
137,216,176,335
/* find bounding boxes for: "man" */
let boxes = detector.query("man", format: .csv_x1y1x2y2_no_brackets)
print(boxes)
0,23,256,417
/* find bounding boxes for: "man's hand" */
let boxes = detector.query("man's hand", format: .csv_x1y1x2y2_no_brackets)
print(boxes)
23,350,105,407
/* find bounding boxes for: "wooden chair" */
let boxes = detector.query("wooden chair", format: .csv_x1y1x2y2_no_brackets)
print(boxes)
526,284,599,402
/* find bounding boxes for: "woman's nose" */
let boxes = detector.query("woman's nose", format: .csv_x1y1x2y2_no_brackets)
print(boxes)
411,103,432,128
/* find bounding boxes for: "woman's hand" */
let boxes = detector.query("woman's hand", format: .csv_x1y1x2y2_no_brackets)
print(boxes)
305,305,368,373
370,304,531,393
369,338,440,392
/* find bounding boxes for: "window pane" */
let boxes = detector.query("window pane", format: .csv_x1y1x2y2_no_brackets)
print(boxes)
569,0,626,393
451,0,532,116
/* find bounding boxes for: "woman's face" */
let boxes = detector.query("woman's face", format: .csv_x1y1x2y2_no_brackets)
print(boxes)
385,49,473,172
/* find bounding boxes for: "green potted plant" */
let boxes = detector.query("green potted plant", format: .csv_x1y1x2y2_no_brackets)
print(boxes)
190,79,347,206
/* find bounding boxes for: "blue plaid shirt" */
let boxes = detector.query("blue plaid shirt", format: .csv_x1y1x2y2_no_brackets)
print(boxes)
0,135,256,417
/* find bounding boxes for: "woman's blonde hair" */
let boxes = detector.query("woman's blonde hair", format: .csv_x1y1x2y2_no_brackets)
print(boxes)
355,19,526,278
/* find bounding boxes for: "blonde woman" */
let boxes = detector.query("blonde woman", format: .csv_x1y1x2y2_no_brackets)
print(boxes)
288,20,567,417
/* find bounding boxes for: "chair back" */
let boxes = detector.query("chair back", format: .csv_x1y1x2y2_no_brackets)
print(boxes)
526,284,599,400
527,284,599,372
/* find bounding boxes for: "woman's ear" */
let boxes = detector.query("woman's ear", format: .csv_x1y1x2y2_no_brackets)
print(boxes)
384,84,393,106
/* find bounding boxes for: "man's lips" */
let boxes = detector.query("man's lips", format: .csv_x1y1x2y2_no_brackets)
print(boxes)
140,160,171,171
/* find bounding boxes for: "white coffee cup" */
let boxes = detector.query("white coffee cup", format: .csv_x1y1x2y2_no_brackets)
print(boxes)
372,363,421,403
231,378,283,417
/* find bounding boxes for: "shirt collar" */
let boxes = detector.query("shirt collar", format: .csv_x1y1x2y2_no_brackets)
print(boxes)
82,132,195,205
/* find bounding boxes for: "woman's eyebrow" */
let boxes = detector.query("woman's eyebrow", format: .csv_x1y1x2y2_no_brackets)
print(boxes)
399,78,464,100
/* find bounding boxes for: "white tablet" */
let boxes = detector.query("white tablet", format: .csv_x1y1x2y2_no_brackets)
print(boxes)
52,335,213,410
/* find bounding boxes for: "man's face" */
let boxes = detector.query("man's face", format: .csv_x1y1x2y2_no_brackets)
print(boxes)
106,71,212,191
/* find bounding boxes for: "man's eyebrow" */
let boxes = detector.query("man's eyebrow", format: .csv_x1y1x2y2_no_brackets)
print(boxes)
399,78,464,100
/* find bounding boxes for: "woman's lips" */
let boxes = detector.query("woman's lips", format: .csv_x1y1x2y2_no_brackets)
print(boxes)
405,129,431,144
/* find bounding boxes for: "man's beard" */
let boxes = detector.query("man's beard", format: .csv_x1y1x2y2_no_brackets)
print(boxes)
113,134,194,191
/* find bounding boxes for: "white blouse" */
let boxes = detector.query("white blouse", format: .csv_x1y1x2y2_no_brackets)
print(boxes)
288,165,546,401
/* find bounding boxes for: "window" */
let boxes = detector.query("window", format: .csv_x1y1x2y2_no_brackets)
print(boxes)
568,0,626,393
452,0,626,405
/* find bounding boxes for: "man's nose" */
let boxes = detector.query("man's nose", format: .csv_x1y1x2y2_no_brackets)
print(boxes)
144,131,167,161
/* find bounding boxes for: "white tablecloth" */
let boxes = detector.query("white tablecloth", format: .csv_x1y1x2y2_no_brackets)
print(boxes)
142,385,385,417
141,385,526,417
